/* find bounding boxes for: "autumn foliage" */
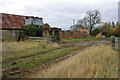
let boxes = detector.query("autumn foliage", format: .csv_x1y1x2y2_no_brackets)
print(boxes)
112,25,120,37
99,23,120,37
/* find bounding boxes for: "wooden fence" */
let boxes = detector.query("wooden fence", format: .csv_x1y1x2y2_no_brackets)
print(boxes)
111,36,120,50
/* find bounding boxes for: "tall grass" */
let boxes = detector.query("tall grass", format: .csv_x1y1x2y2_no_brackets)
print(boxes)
40,45,118,78
2,41,59,63
3,43,83,77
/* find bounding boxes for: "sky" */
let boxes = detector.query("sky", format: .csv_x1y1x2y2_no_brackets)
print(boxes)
0,0,119,30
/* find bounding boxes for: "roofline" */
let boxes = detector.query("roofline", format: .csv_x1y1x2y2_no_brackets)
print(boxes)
1,13,43,19
1,13,27,17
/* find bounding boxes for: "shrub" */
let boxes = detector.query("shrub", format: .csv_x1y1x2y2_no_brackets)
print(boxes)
23,25,49,37
91,29,99,36
111,25,120,37
114,25,120,37
23,25,39,37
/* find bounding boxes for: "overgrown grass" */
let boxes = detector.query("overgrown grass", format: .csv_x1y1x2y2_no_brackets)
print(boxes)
3,47,82,70
64,37,110,42
117,50,120,54
2,41,59,63
3,46,85,78
40,45,118,78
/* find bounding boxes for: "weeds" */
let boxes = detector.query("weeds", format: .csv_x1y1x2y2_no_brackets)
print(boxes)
2,41,59,63
40,45,118,78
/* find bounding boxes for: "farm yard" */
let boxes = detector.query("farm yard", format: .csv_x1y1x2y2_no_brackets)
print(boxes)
2,37,119,78
1,1,120,78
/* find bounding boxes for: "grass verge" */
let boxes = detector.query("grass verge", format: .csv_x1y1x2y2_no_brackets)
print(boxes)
64,37,110,42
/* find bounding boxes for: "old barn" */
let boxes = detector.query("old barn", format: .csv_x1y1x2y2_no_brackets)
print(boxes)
0,13,44,41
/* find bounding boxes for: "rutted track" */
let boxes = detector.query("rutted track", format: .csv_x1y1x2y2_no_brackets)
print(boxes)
11,40,110,68
24,39,110,78
3,39,110,78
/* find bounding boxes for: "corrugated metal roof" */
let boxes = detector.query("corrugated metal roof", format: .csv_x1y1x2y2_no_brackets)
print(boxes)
1,13,43,29
1,13,25,29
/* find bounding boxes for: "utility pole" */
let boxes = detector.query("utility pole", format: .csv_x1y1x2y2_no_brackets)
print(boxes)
73,19,75,26
70,19,75,31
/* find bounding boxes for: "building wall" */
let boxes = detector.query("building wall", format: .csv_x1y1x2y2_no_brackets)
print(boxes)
1,29,27,41
34,18,43,26
1,30,21,41
60,31,89,40
80,28,89,33
96,32,102,38
25,18,31,25
25,17,43,26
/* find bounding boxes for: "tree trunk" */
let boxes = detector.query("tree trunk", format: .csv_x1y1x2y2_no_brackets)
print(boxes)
89,27,92,36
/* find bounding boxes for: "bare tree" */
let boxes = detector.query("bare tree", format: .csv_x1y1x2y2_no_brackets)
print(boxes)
78,10,101,35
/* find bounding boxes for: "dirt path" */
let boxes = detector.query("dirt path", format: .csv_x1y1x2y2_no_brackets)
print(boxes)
24,39,110,78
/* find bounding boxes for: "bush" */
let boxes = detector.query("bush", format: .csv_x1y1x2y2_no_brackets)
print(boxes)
111,25,120,37
114,25,120,37
91,29,99,36
23,25,49,37
23,25,39,37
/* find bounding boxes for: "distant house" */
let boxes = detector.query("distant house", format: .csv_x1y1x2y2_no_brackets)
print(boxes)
41,23,51,37
79,27,89,34
0,13,44,41
96,31,107,38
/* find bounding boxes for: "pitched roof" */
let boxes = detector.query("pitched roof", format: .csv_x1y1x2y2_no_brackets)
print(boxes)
1,13,25,29
1,13,43,29
42,23,51,28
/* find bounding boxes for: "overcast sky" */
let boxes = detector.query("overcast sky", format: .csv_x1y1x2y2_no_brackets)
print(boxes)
0,0,119,30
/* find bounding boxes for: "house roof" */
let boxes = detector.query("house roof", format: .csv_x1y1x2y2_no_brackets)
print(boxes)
0,13,43,29
1,13,25,29
42,23,51,28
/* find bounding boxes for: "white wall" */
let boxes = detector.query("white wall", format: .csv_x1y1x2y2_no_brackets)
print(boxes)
25,18,31,25
25,17,43,26
34,18,43,26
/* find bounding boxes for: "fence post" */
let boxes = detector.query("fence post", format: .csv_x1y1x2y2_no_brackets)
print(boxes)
111,35,115,49
115,37,120,50
47,33,51,44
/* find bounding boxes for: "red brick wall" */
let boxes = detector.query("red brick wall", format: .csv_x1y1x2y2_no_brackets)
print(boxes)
60,31,89,40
